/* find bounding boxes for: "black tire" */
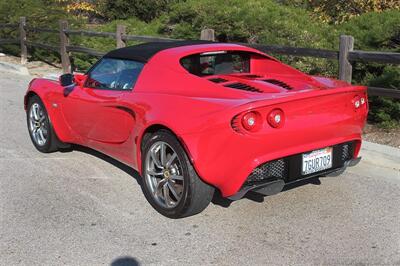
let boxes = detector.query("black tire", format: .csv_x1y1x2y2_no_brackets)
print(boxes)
141,130,215,218
26,95,66,153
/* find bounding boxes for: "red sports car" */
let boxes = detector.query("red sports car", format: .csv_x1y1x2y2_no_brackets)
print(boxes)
25,41,368,218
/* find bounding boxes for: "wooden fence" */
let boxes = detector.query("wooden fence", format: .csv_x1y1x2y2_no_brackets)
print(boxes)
0,17,399,99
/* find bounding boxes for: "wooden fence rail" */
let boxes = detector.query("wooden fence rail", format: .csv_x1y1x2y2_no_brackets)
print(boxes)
25,26,59,34
66,45,105,57
64,29,117,38
0,39,19,45
0,17,399,99
248,44,339,59
0,23,18,29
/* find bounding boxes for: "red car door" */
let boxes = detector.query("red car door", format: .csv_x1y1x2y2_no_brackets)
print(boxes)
61,58,143,145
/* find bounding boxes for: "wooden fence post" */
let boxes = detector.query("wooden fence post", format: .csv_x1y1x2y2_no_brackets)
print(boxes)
19,17,27,65
339,35,354,83
59,20,71,74
200,29,215,41
116,24,126,48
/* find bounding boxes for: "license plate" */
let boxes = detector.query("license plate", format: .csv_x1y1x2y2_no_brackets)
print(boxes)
302,147,332,175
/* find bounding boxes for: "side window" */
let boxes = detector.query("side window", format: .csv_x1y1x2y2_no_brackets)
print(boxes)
85,58,144,91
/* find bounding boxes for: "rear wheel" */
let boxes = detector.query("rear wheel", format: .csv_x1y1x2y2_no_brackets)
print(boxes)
26,95,65,153
141,130,214,218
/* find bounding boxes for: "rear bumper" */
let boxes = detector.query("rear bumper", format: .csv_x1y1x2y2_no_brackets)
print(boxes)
228,152,361,200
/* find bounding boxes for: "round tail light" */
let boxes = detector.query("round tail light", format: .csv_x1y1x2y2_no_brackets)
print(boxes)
241,111,262,131
353,96,362,109
267,109,285,128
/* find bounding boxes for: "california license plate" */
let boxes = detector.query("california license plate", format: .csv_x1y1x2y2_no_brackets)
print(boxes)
302,147,333,175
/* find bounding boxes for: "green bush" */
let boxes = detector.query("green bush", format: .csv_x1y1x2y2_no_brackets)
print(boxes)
70,17,162,71
338,11,400,128
338,10,400,51
0,0,82,63
367,67,400,128
165,0,335,46
163,0,338,75
98,0,181,23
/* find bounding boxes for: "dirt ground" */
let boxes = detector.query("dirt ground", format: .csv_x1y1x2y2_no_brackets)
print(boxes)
0,54,61,77
363,124,400,149
1,54,399,148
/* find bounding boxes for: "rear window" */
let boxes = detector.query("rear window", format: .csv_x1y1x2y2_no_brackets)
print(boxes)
180,51,250,76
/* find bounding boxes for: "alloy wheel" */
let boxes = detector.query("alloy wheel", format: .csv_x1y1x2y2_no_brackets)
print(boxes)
144,141,184,209
28,103,48,146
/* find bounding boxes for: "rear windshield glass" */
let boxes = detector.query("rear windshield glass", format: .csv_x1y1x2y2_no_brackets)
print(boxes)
180,51,250,76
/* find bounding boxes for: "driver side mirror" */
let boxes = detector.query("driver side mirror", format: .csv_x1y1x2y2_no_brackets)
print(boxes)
59,73,74,87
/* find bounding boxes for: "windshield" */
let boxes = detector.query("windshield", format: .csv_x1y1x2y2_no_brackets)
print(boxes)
180,51,250,76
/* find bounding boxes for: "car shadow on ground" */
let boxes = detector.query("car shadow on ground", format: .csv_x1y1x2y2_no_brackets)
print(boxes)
62,145,143,187
62,145,322,209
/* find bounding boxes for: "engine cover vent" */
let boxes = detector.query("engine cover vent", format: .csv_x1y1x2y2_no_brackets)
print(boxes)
224,82,263,93
262,79,293,90
243,74,261,78
209,78,228,83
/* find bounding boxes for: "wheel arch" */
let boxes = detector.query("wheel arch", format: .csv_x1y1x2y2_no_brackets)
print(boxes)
25,91,70,151
24,91,39,111
24,88,73,145
137,123,194,175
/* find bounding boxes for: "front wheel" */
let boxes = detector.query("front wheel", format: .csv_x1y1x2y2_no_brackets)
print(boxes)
141,130,215,218
26,95,64,153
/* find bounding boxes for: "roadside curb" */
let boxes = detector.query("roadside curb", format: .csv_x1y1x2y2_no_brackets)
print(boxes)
362,141,400,158
0,60,30,75
356,141,400,176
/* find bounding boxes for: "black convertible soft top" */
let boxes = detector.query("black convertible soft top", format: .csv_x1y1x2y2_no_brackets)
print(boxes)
103,40,215,63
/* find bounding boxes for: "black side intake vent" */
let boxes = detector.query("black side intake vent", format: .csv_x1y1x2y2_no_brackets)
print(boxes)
262,79,294,90
224,82,263,93
230,114,242,134
209,78,228,83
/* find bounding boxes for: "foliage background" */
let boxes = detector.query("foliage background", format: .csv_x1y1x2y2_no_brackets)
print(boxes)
0,0,399,127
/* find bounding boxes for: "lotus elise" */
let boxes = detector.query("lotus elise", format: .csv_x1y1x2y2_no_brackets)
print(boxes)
25,41,368,218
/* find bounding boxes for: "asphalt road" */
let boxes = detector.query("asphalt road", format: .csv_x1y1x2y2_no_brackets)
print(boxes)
1,71,399,265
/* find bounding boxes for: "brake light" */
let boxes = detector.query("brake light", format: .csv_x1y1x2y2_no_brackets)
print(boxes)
267,109,285,128
241,111,262,131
